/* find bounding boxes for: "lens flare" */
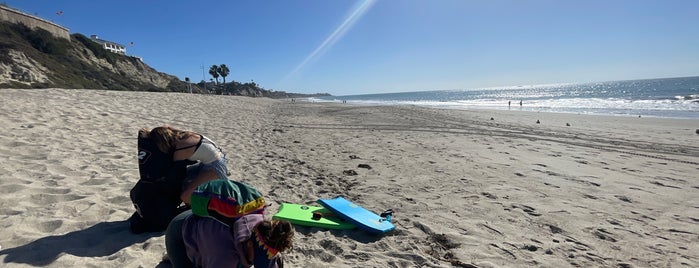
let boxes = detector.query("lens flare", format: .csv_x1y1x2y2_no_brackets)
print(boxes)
282,0,376,82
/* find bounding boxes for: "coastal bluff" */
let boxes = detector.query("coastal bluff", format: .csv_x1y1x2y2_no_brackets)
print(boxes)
0,5,69,39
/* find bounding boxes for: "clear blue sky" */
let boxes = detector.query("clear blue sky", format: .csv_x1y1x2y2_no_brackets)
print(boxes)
6,0,699,95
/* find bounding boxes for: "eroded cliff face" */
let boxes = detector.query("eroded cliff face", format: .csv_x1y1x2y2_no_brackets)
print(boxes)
113,58,173,89
0,31,182,90
66,43,176,89
0,49,50,84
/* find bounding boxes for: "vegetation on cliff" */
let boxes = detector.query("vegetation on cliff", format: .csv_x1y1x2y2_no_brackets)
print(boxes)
0,21,178,90
0,21,330,98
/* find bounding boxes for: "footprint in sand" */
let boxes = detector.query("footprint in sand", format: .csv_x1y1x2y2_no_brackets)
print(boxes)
81,178,112,186
319,239,344,255
29,193,85,204
544,182,560,188
508,204,542,216
649,181,681,189
0,184,28,194
42,187,71,195
105,195,131,204
547,224,564,234
35,220,64,233
481,192,498,199
0,208,23,216
582,194,598,199
591,228,619,242
614,195,633,203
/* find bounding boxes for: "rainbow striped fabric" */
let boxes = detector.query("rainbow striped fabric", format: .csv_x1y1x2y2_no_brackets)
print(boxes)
190,179,265,226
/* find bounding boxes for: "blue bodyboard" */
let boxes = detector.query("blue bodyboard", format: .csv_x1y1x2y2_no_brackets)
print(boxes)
317,196,395,234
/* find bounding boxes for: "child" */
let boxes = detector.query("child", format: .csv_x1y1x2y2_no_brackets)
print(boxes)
165,179,294,268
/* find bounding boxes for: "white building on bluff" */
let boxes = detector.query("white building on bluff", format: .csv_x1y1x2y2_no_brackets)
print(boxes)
90,35,126,55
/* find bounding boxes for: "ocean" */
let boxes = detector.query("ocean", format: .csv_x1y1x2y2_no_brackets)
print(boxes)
311,76,699,119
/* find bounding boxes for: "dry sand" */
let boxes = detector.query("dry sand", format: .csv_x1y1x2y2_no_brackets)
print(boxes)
0,88,697,268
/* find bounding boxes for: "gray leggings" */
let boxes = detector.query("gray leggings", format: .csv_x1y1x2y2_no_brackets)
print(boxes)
165,210,195,268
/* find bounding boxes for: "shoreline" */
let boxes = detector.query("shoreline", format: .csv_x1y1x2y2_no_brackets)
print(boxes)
0,88,697,267
306,99,699,120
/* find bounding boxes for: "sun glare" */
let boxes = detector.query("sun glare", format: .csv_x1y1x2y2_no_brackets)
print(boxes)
282,0,376,83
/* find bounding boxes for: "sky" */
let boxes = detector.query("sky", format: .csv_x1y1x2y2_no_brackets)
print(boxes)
5,0,699,95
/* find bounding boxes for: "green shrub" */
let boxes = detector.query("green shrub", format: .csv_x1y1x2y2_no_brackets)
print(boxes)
5,23,70,56
72,33,117,64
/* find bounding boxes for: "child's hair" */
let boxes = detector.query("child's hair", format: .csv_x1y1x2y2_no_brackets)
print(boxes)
257,220,294,252
143,126,193,154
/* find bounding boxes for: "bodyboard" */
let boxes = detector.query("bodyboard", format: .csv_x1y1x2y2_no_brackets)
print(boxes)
317,196,395,234
272,203,356,230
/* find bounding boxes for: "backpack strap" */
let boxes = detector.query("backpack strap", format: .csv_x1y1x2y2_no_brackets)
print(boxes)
174,135,203,151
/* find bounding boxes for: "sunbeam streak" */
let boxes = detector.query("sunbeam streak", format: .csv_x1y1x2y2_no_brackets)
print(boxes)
282,0,376,83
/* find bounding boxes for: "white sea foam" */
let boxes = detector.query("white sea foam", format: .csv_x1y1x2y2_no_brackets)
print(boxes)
311,77,699,118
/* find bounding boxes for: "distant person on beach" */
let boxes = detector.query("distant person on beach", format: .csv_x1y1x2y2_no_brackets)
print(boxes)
508,101,511,108
519,100,523,107
165,179,294,268
142,126,228,204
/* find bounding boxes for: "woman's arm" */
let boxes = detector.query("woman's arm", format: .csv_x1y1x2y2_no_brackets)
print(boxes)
180,169,220,204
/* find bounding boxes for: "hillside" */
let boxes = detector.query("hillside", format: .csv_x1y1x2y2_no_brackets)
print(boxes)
0,21,329,98
0,21,186,91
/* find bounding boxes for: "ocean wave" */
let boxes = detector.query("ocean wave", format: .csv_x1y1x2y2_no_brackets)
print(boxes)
313,76,699,118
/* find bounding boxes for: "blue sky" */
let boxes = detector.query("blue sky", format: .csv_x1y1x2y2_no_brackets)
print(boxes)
6,0,699,95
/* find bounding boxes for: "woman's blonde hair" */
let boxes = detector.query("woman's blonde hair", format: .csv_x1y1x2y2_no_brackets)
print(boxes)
257,219,294,252
140,126,194,154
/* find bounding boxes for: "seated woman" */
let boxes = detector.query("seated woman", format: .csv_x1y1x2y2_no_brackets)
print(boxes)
143,126,228,204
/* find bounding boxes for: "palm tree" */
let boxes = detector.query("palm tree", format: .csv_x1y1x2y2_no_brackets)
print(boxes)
209,65,220,94
218,64,230,94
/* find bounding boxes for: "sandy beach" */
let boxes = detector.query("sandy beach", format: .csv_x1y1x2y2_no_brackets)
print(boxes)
0,88,697,268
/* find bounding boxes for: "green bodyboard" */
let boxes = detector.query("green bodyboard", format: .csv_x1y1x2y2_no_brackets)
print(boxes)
273,203,356,230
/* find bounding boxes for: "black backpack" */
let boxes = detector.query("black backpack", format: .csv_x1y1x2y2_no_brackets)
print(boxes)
128,134,190,233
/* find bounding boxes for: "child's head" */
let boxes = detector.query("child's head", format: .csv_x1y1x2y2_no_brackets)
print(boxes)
257,219,294,252
250,219,294,267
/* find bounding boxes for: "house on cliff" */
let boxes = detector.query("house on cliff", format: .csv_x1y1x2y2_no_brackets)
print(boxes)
0,5,128,56
89,35,126,55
